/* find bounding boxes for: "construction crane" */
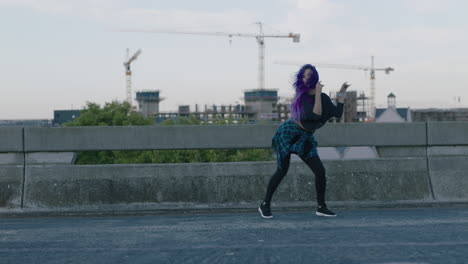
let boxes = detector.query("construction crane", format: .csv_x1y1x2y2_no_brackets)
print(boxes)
123,48,142,105
275,56,394,120
120,22,300,90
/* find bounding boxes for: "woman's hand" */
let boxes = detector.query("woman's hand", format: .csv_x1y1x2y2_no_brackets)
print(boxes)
340,82,351,92
337,82,351,103
315,81,324,94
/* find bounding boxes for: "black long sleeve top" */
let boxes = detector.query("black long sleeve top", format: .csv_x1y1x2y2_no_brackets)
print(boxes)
300,93,344,132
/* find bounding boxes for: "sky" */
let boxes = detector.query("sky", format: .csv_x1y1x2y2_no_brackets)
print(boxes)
1,0,468,119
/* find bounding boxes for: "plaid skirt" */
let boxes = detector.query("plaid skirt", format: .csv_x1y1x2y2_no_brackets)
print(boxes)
272,119,319,169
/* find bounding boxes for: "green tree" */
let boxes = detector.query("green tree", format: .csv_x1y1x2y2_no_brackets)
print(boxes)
66,101,273,164
65,101,153,127
64,101,154,164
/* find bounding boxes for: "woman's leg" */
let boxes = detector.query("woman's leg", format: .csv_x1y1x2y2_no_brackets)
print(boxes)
263,154,291,205
301,155,326,207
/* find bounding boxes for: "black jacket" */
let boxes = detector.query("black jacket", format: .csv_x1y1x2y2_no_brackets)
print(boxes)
300,93,344,131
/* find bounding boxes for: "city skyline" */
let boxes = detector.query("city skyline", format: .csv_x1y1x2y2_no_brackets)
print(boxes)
1,0,468,119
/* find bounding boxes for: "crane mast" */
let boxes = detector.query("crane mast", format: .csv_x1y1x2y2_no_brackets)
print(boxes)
123,48,142,106
256,22,265,90
369,55,376,120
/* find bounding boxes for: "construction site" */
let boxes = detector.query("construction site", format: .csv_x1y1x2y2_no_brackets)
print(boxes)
134,89,371,124
2,22,401,126
121,23,392,124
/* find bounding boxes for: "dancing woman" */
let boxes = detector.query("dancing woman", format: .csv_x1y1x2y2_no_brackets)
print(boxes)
259,64,350,218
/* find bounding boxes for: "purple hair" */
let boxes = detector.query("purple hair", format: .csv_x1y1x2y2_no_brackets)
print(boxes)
289,64,319,121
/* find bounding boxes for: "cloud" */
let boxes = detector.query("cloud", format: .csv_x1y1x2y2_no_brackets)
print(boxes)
405,0,447,14
0,0,258,33
274,0,467,63
279,0,342,39
111,8,257,33
0,0,122,16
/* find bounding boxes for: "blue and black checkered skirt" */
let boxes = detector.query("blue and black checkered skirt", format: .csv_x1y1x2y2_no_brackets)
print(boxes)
272,119,319,169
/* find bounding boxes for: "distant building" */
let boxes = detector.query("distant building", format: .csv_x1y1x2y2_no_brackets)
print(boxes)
53,110,81,125
375,93,411,122
356,92,370,122
411,108,468,122
329,90,371,123
278,90,370,123
178,105,190,116
330,91,359,123
155,103,250,123
136,90,164,118
244,89,279,121
277,101,291,122
375,93,468,122
137,88,372,124
0,119,53,127
342,91,358,122
375,108,411,122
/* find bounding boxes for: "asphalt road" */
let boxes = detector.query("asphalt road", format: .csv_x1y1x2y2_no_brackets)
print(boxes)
1,207,468,264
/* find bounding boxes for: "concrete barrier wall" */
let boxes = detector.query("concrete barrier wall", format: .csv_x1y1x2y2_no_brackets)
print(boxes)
24,123,427,151
23,158,432,210
0,127,23,152
314,122,427,147
24,125,277,151
0,127,24,209
1,122,468,214
427,122,468,201
428,156,468,201
0,166,23,208
427,122,468,146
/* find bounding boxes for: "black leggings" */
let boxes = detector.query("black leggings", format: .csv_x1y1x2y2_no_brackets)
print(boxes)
263,154,327,206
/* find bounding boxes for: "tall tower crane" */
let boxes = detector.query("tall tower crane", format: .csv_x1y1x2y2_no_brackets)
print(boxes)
275,56,394,120
121,22,300,90
123,48,142,105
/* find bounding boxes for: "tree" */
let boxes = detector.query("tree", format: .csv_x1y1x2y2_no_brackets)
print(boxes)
64,101,154,164
65,101,273,164
65,101,153,127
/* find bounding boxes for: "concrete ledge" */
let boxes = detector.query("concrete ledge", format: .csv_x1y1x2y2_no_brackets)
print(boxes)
342,147,378,159
376,146,427,158
314,122,427,147
24,123,428,152
0,166,24,208
428,156,468,171
23,159,432,210
428,156,468,201
0,153,24,165
428,122,468,145
0,127,23,152
428,146,468,156
316,147,341,160
26,152,76,165
323,158,432,201
430,171,468,201
24,125,278,151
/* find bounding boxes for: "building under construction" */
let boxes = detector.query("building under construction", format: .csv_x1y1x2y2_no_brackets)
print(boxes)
154,103,251,123
136,90,164,118
277,91,370,123
0,119,53,127
244,89,279,121
136,88,370,123
411,108,468,122
145,89,281,123
331,91,370,123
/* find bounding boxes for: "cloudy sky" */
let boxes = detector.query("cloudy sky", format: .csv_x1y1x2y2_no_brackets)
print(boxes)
1,0,467,119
